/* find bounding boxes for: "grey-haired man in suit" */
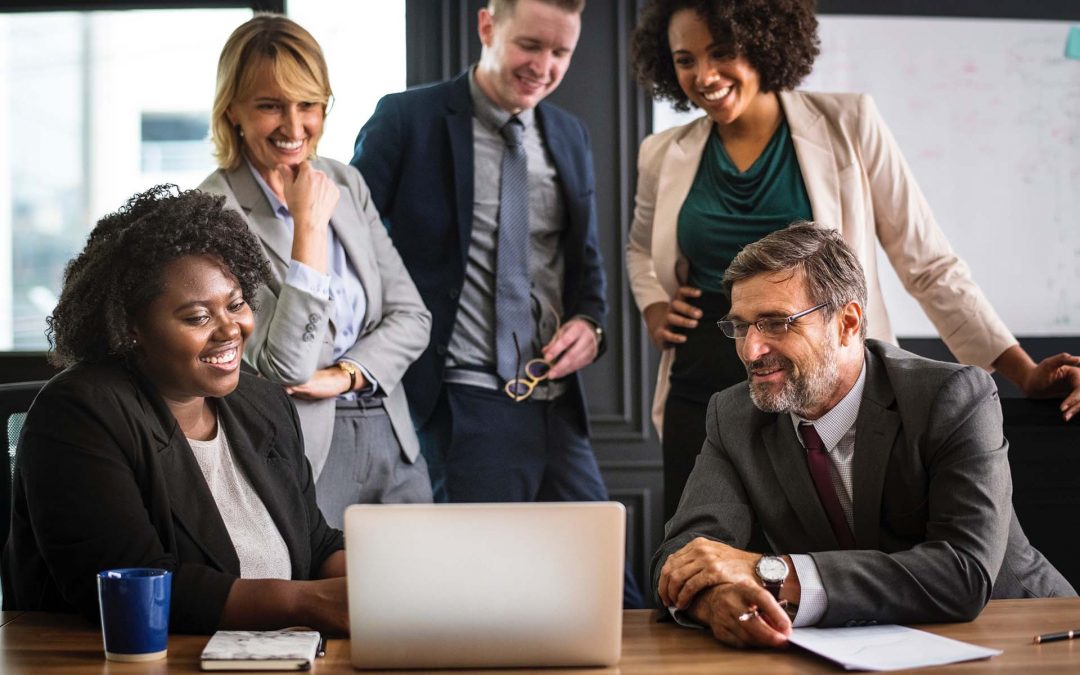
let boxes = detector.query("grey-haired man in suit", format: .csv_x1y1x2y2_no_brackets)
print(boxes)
654,223,1074,648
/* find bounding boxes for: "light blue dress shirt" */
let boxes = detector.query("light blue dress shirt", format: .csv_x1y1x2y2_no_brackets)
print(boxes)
246,161,377,394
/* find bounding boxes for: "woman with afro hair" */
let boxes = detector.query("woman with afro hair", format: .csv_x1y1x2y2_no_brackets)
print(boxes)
2,185,349,635
627,0,1080,521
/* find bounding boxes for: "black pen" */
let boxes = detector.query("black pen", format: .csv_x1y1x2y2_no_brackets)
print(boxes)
317,635,327,657
1033,629,1080,644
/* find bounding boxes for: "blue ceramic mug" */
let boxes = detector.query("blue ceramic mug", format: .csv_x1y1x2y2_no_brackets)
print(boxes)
96,568,172,662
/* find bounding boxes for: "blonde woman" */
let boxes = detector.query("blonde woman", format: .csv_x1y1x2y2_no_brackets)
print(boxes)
200,15,433,526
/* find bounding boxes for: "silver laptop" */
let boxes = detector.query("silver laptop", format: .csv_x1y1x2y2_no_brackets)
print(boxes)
344,502,624,669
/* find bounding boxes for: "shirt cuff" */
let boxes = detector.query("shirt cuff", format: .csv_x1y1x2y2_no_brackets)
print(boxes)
341,359,379,395
666,605,705,630
285,259,331,299
790,554,827,627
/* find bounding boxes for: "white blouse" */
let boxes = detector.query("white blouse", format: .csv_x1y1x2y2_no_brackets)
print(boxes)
187,420,292,580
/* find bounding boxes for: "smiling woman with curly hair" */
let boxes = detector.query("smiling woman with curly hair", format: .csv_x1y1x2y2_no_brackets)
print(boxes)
3,185,352,635
626,0,1080,524
46,185,269,367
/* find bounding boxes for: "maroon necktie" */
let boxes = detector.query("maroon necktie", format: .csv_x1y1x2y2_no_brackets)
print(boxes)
798,423,856,549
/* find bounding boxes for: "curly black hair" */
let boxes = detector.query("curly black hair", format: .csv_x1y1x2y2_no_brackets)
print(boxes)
47,185,270,367
631,0,820,111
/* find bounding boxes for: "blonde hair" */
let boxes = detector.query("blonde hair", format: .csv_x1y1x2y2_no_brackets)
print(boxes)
211,14,333,170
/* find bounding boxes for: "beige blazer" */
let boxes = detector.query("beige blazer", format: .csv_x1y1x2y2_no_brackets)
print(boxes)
200,157,431,477
626,91,1016,434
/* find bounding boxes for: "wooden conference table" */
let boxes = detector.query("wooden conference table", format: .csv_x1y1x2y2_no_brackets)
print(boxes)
1,599,1078,673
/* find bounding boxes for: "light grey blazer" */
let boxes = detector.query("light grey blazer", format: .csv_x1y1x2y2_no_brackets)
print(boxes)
199,157,431,478
653,340,1074,627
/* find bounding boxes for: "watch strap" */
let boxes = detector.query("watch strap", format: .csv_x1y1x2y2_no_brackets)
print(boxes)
337,361,357,392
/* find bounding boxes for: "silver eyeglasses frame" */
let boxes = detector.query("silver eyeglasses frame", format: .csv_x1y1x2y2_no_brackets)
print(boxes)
716,302,829,339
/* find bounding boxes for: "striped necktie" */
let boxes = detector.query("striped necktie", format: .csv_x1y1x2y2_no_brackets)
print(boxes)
494,116,533,383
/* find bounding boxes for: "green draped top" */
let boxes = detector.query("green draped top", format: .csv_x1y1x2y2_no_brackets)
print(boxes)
677,120,814,293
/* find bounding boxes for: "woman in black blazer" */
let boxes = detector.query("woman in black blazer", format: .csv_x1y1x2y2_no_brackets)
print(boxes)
1,186,347,635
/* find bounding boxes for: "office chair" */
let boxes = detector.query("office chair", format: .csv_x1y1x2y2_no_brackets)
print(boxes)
0,381,47,549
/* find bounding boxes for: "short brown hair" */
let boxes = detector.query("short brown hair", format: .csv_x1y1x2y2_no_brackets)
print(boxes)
631,0,819,112
211,14,332,170
723,222,868,338
488,0,586,21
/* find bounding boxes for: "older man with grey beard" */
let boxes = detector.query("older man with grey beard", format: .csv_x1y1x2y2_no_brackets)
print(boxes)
652,222,1074,649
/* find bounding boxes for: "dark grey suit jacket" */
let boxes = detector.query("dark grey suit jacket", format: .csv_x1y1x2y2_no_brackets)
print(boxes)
1,362,343,634
653,340,1074,627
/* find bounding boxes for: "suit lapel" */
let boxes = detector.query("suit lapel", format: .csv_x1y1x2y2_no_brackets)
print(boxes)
226,164,294,270
763,416,840,550
446,74,475,266
654,118,711,292
851,348,900,551
216,393,307,578
781,91,841,231
141,383,240,574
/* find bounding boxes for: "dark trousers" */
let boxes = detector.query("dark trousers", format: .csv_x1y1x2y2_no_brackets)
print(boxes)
662,292,746,522
418,382,645,607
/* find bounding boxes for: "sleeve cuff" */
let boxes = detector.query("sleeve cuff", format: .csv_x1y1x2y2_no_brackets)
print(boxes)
790,554,827,627
285,260,331,299
667,605,706,630
340,359,379,395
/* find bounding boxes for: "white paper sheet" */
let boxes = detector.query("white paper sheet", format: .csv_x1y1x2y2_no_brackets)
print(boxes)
788,624,1002,671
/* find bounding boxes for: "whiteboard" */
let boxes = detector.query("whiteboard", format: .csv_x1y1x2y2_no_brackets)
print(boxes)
653,16,1080,337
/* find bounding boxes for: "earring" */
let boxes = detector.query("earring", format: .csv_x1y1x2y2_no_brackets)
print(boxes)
235,125,244,138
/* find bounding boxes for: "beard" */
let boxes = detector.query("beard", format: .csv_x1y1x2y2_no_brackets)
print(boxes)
746,339,840,417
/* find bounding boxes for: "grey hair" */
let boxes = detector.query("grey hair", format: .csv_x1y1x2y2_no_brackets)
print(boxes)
723,221,868,338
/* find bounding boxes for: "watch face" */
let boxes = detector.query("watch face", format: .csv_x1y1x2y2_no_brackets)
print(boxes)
757,556,789,583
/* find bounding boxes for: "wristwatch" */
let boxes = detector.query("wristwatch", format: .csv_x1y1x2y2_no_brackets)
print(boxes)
754,555,789,601
583,319,603,347
337,361,358,393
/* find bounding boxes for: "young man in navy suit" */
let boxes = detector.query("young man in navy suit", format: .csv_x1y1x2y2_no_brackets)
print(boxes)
353,0,617,521
353,0,641,606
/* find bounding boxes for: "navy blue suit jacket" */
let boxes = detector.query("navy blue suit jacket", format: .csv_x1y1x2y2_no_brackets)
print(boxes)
351,72,607,428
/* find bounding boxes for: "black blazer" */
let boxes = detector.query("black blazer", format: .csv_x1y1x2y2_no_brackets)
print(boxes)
1,361,343,634
351,71,608,429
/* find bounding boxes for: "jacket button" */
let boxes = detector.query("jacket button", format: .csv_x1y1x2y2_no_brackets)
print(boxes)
845,620,858,627
303,332,315,342
435,344,448,356
305,322,316,332
449,288,460,300
309,313,320,322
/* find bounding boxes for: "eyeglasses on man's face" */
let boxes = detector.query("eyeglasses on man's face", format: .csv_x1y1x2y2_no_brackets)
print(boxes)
716,302,829,339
